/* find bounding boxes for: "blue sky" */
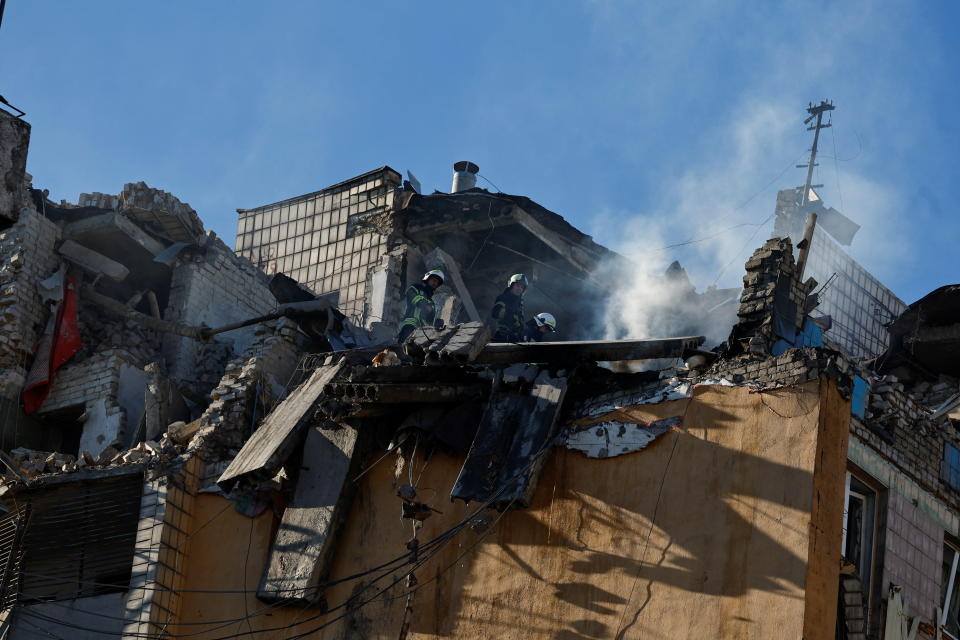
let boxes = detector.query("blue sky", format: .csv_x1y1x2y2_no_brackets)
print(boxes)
2,1,957,304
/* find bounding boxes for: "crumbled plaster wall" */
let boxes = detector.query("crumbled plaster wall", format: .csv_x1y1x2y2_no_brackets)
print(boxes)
0,110,30,223
0,208,62,399
162,234,278,394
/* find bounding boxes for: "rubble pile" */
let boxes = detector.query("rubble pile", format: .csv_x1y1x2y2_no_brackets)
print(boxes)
188,318,303,457
6,435,182,479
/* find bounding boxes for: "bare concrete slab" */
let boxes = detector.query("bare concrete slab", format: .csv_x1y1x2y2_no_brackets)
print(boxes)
58,239,130,281
217,360,345,491
257,421,361,604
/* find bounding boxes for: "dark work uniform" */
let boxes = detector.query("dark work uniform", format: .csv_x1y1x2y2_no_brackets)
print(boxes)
397,282,436,343
522,318,549,342
490,289,524,342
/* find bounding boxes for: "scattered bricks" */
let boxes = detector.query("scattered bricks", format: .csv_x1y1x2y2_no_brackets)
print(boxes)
96,446,120,466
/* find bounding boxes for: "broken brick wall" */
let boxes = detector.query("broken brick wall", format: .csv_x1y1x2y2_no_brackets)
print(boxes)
162,235,278,396
0,110,30,224
0,207,62,399
727,236,817,356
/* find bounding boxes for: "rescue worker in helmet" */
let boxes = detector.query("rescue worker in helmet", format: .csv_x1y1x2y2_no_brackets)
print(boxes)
522,312,558,342
397,269,445,343
490,273,528,342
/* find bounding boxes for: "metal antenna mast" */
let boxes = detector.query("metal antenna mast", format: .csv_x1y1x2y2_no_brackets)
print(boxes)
795,100,835,278
798,99,835,207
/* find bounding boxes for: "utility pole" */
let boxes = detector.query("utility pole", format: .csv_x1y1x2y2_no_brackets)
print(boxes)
797,99,835,207
795,100,835,279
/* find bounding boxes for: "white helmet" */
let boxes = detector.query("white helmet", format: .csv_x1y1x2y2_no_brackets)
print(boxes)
534,312,557,332
422,269,445,285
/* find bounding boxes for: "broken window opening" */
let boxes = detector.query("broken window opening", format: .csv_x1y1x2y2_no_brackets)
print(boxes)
942,541,960,638
33,405,85,457
840,471,877,624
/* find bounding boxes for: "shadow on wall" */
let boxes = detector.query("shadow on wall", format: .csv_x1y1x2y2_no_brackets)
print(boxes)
404,389,820,639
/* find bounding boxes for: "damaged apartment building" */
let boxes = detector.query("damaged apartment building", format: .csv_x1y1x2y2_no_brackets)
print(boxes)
0,101,959,640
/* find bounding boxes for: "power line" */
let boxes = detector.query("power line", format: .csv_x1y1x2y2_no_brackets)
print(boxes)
653,149,807,253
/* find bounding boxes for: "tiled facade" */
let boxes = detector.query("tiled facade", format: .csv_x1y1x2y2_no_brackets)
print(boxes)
773,189,906,359
235,167,401,321
883,489,943,620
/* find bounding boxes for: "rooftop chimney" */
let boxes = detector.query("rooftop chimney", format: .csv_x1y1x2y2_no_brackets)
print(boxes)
451,161,479,193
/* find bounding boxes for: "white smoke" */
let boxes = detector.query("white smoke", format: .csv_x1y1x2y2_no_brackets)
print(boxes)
591,100,800,347
580,1,920,347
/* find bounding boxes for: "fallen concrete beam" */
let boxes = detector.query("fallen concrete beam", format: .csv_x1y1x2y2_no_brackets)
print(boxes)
217,360,345,491
258,421,361,604
424,247,481,322
58,240,130,281
472,336,705,364
82,285,206,340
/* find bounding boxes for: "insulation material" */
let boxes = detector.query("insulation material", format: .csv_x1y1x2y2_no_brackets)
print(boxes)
565,416,681,459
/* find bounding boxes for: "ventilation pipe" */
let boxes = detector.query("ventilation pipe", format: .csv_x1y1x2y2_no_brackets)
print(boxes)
451,161,479,193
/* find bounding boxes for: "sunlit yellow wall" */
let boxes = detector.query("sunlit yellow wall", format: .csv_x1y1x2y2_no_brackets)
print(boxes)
173,380,848,639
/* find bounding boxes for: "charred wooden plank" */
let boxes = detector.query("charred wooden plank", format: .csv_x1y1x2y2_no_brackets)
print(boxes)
472,336,705,364
451,368,567,509
217,360,345,491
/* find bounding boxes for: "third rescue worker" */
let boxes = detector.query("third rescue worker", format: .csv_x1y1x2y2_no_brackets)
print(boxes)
397,269,445,343
491,273,528,342
522,312,558,342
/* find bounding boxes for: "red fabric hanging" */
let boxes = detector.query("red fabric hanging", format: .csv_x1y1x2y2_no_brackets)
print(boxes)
22,278,82,414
